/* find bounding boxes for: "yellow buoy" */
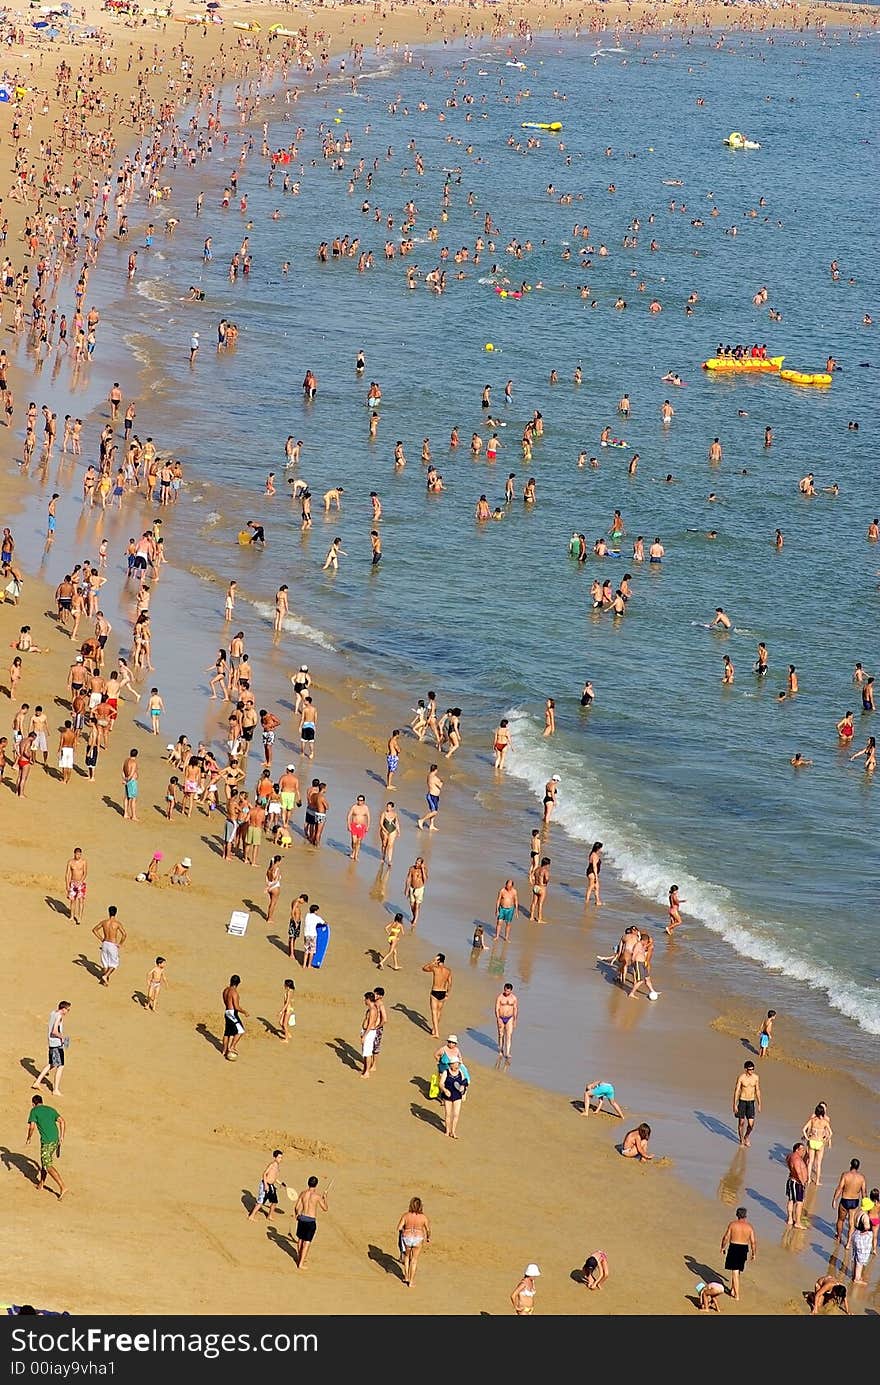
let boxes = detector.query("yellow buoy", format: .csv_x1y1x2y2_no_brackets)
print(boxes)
485,343,494,352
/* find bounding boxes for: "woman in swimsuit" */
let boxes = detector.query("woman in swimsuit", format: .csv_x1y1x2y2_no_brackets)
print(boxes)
379,802,400,866
397,1197,431,1287
510,1264,541,1315
802,1103,832,1186
585,842,603,906
207,650,229,700
542,698,555,738
493,719,511,770
836,711,855,742
850,735,876,774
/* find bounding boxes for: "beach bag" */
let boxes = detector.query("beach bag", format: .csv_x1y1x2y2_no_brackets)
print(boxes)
428,1072,441,1100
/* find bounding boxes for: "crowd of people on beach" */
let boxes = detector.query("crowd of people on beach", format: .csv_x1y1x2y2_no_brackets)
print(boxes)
1,4,876,1319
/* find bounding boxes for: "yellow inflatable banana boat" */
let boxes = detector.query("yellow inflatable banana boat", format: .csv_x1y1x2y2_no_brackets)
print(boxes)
521,122,563,132
702,355,784,374
779,369,832,387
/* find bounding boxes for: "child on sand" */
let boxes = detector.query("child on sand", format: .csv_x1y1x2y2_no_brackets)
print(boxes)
278,979,296,1042
758,1009,776,1058
147,687,165,735
146,957,167,1011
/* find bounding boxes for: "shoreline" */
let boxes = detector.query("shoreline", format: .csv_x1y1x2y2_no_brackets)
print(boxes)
0,4,877,1318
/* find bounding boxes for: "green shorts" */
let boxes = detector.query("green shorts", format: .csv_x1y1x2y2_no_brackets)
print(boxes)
40,1141,58,1169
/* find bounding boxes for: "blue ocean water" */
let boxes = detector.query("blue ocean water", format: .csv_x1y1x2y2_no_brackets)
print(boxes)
93,29,879,1033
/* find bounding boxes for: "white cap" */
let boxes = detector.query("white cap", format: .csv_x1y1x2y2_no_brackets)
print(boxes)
286,764,296,771
181,857,192,869
551,774,561,782
447,1034,458,1044
166,743,175,751
525,1264,541,1278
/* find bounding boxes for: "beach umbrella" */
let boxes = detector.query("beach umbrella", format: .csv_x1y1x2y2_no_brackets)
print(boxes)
0,85,12,103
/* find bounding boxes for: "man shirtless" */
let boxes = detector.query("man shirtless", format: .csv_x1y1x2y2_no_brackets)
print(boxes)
720,1208,756,1301
346,795,371,861
495,879,518,940
360,991,379,1078
278,765,300,829
64,847,88,925
57,721,77,784
495,983,518,1058
92,907,126,986
222,975,248,1060
832,1159,867,1245
733,1062,761,1146
405,857,428,927
294,1177,329,1269
121,749,139,821
422,954,452,1037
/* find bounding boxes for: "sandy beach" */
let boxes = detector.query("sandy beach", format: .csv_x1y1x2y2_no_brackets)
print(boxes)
0,0,877,1319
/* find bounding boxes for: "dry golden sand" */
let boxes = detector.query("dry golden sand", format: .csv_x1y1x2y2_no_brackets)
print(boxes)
0,0,876,1319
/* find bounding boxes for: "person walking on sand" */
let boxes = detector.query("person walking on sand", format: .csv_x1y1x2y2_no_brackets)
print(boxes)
146,958,168,1012
405,856,428,927
495,879,518,940
511,1264,541,1315
346,795,371,861
417,764,443,831
720,1208,756,1302
64,847,88,925
294,1176,329,1269
378,801,400,866
92,907,126,986
26,1095,67,1199
248,1151,285,1222
785,1141,809,1228
441,1059,468,1138
397,1198,431,1288
422,953,452,1037
32,1002,71,1096
495,982,518,1058
222,975,248,1060
733,1061,761,1146
379,913,405,971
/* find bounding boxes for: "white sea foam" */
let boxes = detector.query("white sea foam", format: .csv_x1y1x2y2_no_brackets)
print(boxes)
135,279,170,306
502,708,880,1034
250,598,336,651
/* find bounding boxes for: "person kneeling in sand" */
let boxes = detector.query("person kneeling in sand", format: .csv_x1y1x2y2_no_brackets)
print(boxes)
135,852,162,883
168,857,192,886
621,1123,653,1160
